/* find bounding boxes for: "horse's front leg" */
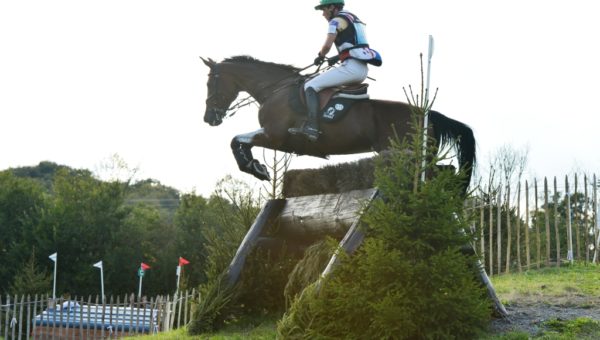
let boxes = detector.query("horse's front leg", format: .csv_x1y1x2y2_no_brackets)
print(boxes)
230,129,271,181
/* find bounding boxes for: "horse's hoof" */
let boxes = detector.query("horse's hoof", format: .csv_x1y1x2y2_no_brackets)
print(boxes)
248,160,271,181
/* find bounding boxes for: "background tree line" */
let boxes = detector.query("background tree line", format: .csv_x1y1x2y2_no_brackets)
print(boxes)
0,161,255,297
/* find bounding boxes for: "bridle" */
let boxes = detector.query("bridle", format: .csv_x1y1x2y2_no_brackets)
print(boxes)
206,64,257,123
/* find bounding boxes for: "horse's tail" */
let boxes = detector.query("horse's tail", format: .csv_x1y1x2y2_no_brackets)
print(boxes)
429,110,476,192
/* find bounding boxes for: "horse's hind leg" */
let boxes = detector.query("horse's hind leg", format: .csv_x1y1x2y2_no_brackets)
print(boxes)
231,130,271,181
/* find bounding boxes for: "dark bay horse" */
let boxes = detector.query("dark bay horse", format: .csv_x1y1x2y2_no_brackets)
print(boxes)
201,56,476,188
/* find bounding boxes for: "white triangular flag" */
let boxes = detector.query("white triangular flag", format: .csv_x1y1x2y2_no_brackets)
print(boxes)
49,252,57,262
93,261,103,269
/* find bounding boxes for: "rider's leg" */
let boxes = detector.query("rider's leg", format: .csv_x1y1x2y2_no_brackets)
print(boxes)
288,59,368,141
288,86,320,141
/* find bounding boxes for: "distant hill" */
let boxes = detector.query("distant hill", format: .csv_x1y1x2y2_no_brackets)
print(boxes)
5,161,181,218
8,161,90,192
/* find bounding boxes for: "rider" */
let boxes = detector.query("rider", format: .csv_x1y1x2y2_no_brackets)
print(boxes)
289,0,381,141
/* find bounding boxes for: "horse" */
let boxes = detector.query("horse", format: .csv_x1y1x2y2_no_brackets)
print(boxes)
201,55,476,190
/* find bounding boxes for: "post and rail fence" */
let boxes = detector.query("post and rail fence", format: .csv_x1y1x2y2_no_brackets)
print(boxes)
468,174,599,276
0,290,197,340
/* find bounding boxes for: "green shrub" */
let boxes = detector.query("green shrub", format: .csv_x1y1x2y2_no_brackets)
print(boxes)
278,110,491,339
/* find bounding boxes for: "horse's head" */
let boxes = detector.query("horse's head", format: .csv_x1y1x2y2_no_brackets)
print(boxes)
201,57,239,126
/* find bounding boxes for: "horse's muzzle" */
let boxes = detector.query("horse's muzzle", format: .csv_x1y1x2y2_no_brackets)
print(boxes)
204,108,224,126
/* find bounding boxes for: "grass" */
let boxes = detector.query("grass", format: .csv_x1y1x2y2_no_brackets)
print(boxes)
480,318,600,340
126,263,600,339
481,262,600,339
491,262,600,305
121,315,278,339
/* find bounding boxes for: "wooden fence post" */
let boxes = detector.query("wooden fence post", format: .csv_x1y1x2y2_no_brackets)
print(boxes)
544,177,551,266
497,187,502,275
525,181,530,270
566,175,574,263
26,294,32,340
554,177,560,267
11,295,17,340
489,187,494,275
516,182,522,272
505,184,512,274
535,180,541,269
479,198,485,267
584,175,590,262
592,174,600,263
574,174,580,260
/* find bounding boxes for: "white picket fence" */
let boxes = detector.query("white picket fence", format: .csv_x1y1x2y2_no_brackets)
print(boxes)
0,290,197,340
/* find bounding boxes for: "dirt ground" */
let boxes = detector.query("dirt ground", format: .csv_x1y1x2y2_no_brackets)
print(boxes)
488,295,600,336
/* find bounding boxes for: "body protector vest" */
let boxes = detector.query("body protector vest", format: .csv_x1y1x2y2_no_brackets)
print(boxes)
333,11,382,66
334,11,368,53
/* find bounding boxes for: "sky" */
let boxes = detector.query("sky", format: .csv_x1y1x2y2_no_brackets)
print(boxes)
1,0,598,197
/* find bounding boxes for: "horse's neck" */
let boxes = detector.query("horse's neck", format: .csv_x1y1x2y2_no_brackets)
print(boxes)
234,65,298,104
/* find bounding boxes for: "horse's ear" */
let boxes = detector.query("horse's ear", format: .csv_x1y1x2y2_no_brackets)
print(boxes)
200,57,216,69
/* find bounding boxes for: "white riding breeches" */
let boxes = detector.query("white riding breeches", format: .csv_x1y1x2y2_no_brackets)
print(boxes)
304,58,368,92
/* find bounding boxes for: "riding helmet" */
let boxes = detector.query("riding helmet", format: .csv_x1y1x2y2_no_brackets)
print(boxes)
315,0,345,10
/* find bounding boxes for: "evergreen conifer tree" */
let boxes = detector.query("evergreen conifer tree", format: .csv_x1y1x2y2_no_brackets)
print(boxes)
278,100,490,339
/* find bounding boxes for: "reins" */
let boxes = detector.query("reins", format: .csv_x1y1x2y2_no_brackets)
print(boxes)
222,62,322,119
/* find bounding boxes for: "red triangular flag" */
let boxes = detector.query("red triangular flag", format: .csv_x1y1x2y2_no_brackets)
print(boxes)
179,257,190,266
141,262,151,271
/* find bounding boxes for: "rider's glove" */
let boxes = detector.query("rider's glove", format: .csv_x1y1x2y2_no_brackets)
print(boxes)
313,54,325,66
327,55,340,66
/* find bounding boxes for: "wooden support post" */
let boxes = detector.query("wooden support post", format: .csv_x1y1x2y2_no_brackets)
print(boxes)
226,199,286,286
321,190,379,278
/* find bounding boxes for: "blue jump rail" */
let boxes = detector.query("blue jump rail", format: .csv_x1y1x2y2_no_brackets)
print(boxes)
34,302,159,333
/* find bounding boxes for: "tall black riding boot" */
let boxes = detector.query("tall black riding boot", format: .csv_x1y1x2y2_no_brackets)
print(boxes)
288,87,321,141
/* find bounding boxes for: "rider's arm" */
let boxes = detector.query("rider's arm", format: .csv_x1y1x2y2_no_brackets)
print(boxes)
318,17,348,58
318,33,336,57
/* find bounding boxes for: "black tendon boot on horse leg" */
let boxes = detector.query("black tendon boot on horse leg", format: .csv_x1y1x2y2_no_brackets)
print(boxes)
288,87,321,141
230,137,271,181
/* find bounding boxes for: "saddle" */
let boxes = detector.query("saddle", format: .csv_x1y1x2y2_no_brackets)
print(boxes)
290,82,370,123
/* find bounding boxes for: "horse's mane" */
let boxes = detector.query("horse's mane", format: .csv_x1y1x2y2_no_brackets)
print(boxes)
223,55,300,74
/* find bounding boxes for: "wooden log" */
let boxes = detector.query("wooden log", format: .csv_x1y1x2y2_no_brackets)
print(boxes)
226,199,286,286
276,188,377,242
